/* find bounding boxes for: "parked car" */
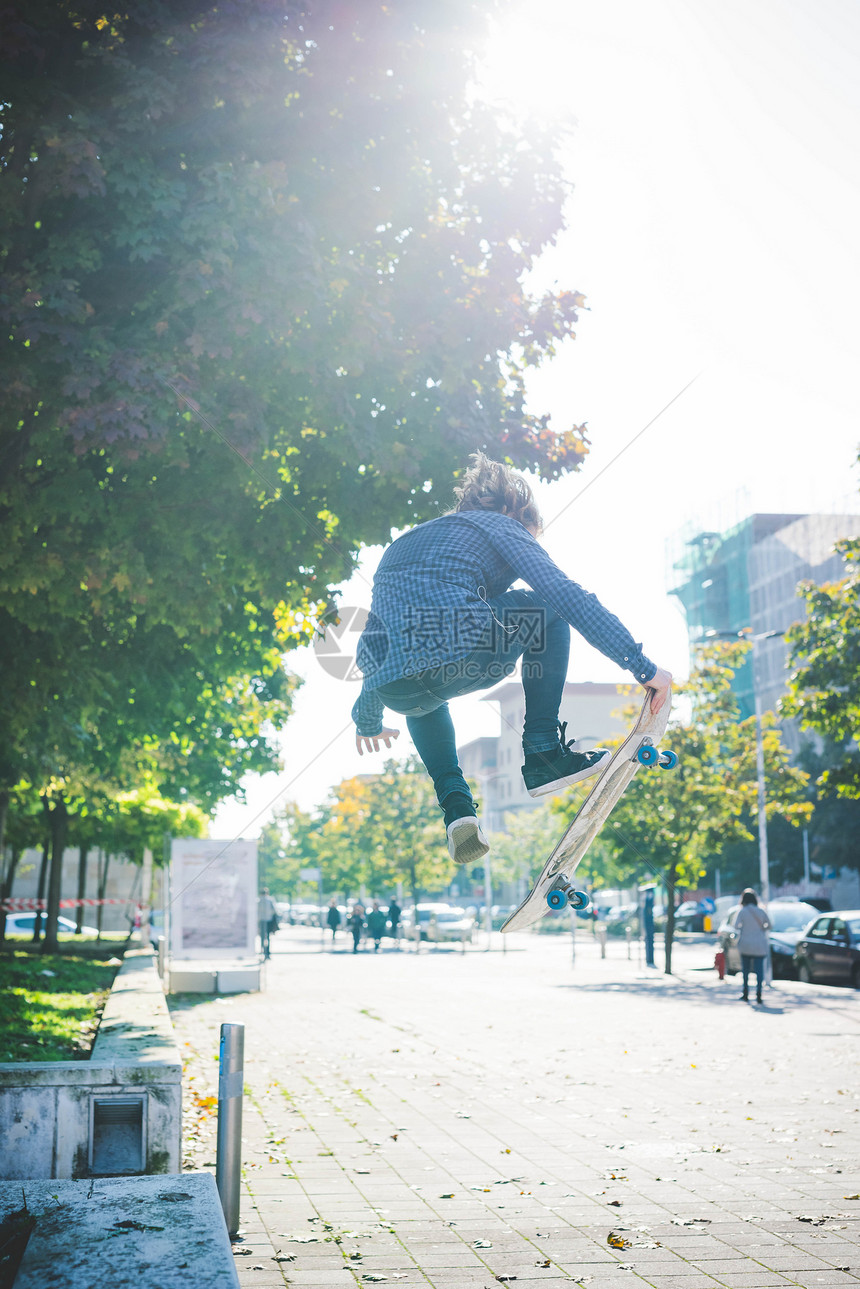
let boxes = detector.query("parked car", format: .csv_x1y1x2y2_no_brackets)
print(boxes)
467,904,516,931
402,903,475,944
802,896,833,913
604,903,639,935
290,903,323,927
674,900,708,933
3,912,101,937
794,911,860,988
718,900,820,979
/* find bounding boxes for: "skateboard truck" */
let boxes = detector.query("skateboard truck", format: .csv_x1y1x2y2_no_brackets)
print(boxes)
546,879,590,912
636,738,679,769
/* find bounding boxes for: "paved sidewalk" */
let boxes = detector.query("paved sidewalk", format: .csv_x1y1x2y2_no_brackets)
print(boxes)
169,928,860,1289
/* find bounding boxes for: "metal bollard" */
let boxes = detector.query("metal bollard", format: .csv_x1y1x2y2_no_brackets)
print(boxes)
625,926,632,959
216,1022,245,1239
597,925,607,959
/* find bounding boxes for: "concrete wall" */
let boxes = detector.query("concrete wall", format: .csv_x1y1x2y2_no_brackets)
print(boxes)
7,848,162,932
0,950,181,1180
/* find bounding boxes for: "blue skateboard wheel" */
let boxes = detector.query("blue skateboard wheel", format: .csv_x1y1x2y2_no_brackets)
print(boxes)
658,749,679,769
547,888,567,910
568,890,590,911
637,744,659,766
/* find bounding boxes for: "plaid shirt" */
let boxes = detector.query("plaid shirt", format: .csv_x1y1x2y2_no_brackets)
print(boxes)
351,511,656,735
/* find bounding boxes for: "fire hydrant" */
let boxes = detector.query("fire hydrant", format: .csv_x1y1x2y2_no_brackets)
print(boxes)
715,949,726,980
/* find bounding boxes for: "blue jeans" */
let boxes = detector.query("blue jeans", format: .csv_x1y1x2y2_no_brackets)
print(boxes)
741,954,765,995
375,590,569,807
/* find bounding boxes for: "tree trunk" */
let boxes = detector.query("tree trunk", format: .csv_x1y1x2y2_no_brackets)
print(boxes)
0,846,23,943
0,788,9,859
96,850,111,941
32,798,51,944
75,844,89,934
43,796,69,953
664,862,678,975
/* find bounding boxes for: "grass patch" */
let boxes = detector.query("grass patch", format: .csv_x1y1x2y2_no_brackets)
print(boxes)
0,949,120,1062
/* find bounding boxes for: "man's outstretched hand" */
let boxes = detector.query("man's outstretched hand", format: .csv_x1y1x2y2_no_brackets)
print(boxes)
356,727,401,756
643,667,673,713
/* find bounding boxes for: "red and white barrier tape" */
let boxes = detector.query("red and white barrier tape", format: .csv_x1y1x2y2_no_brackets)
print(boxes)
1,897,136,912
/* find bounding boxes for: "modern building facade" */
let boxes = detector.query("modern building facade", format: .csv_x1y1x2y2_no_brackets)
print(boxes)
671,511,859,747
458,680,636,833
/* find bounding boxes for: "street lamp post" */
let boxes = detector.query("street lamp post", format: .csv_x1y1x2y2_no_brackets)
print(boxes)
706,627,785,906
753,688,770,905
751,628,787,907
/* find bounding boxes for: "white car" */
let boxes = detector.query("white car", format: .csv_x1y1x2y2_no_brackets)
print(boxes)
3,912,101,937
290,903,323,927
402,903,475,944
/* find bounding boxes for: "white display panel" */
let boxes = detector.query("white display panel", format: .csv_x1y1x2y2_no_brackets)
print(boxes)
170,838,257,959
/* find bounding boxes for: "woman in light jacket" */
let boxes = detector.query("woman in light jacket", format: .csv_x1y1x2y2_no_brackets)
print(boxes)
734,889,771,1004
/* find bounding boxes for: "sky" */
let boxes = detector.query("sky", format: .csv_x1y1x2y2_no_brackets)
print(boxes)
212,0,860,841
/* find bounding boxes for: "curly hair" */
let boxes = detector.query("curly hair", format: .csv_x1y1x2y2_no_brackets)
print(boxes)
451,452,543,533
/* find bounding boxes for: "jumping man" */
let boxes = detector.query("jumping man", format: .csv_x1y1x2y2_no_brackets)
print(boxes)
351,454,672,865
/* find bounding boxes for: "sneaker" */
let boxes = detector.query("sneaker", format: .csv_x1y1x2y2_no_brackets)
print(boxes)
446,816,490,865
521,723,611,799
440,792,490,865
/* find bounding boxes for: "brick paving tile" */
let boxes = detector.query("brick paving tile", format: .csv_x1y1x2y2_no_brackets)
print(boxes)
639,1279,725,1289
169,931,860,1289
708,1274,802,1287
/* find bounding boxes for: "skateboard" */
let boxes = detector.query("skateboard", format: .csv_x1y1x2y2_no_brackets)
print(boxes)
500,690,676,932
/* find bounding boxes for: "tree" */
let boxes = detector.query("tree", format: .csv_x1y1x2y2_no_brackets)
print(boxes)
258,804,321,902
2,3,593,906
487,803,558,890
322,759,456,904
0,609,295,949
2,1,587,643
553,642,812,973
262,758,452,905
0,788,43,943
783,538,860,798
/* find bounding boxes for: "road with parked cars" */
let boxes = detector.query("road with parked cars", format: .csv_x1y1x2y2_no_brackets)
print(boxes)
269,895,860,992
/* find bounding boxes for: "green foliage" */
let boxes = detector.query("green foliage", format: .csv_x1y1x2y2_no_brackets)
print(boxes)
261,757,452,902
487,802,559,886
258,804,322,900
1,1,590,856
784,538,860,797
1,1,587,651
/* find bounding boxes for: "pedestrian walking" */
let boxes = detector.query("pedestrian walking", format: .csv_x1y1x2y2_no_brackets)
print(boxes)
734,889,770,1003
326,898,342,943
351,453,671,865
348,903,365,954
387,897,402,945
258,887,278,961
366,900,387,952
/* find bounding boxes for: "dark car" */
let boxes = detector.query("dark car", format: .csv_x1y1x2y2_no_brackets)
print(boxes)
717,900,820,980
794,911,860,988
675,900,709,933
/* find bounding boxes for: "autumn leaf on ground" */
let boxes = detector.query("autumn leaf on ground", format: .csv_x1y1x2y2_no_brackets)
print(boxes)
608,1232,632,1249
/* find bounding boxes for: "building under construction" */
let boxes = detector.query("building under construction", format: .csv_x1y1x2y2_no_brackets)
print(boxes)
670,511,859,741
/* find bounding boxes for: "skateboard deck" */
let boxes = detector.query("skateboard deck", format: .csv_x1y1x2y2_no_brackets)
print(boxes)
501,690,674,933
